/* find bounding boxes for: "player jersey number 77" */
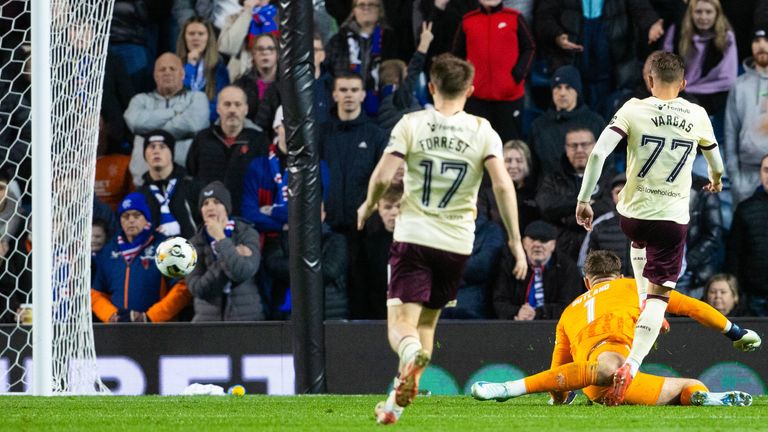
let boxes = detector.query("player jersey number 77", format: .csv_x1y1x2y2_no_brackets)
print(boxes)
608,97,717,224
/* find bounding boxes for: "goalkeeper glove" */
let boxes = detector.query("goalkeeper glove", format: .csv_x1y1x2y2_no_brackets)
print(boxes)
733,329,761,352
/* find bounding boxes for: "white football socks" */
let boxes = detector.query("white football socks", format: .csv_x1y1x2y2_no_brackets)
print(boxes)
630,246,649,305
625,297,668,376
397,336,422,367
505,379,527,397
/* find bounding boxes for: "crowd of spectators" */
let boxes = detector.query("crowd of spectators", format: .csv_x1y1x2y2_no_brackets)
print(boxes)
0,0,767,322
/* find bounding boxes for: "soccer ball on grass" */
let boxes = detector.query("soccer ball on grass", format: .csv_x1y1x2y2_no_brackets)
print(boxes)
155,237,197,278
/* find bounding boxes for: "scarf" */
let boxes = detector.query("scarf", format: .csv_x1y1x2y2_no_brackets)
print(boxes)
117,223,155,264
149,179,181,236
526,265,545,308
268,143,289,210
185,60,206,92
248,4,279,47
205,219,236,257
346,24,383,115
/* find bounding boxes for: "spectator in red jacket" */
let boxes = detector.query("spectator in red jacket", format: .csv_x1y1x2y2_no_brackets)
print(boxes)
453,0,535,141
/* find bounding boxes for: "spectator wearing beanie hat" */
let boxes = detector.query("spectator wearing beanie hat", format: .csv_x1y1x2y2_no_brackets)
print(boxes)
530,65,607,176
186,181,265,321
91,192,192,323
138,129,203,239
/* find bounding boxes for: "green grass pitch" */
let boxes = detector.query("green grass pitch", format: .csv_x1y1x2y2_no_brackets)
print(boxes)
1,394,765,431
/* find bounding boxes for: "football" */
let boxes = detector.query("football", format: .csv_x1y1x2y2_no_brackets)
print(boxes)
155,237,197,278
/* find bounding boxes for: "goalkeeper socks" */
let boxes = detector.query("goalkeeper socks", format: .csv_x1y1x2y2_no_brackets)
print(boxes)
523,361,599,395
724,321,748,341
625,297,668,376
630,246,649,304
680,384,708,405
397,336,422,368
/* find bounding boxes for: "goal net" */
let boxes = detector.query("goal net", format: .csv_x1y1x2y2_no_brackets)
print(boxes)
0,0,114,394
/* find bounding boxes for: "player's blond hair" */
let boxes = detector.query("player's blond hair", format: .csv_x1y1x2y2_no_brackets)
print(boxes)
649,51,686,83
583,250,622,280
430,54,474,99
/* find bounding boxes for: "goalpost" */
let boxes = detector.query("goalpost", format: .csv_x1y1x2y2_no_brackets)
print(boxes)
0,0,114,395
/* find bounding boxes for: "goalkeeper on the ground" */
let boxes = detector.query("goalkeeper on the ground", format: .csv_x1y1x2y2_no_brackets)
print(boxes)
472,250,760,406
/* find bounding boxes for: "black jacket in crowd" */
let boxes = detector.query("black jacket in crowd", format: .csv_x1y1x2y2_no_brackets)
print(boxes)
493,248,584,320
250,70,334,139
138,164,204,239
362,214,393,320
264,224,349,320
234,72,279,124
417,0,478,67
110,0,149,45
581,210,632,277
186,124,270,216
442,216,505,319
683,178,724,290
529,104,606,175
534,0,658,88
477,176,541,235
727,188,768,299
536,156,613,262
324,0,415,63
101,52,136,153
320,112,387,230
325,21,402,97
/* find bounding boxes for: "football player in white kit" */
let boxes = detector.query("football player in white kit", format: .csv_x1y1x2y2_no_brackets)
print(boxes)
357,54,528,424
575,51,726,406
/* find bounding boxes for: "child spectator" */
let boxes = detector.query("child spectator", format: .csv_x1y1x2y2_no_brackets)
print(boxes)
91,218,109,255
361,185,403,319
376,22,434,131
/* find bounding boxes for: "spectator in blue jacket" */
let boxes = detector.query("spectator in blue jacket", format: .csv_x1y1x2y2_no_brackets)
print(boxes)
91,192,192,323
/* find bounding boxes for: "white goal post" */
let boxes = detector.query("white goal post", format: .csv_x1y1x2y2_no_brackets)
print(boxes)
0,0,115,395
